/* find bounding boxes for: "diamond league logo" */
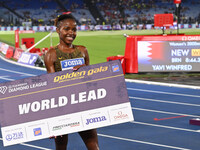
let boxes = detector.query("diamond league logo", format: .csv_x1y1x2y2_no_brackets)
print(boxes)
0,86,7,94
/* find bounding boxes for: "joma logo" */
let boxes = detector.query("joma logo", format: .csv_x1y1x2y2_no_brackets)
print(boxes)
86,116,107,125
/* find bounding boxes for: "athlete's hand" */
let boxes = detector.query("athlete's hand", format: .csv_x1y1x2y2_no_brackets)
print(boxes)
73,64,86,71
49,135,62,139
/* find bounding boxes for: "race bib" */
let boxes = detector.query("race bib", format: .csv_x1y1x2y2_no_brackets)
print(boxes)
60,58,85,70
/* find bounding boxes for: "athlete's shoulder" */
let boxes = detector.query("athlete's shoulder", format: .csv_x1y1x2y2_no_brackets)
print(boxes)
75,45,86,48
75,45,87,51
44,46,57,61
46,46,57,55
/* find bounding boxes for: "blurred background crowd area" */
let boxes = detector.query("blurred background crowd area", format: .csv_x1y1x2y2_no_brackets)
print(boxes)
0,0,200,28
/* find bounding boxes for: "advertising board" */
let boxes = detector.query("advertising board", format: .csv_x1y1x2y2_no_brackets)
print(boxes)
0,60,134,146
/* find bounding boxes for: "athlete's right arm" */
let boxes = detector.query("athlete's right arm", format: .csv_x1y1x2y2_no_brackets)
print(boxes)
44,48,57,73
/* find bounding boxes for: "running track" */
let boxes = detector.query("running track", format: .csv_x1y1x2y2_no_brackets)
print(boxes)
0,57,200,150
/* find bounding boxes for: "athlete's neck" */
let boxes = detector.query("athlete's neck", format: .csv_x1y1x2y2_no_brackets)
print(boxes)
58,44,74,52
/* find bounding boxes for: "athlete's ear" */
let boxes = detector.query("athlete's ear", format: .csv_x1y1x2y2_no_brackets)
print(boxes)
56,27,60,34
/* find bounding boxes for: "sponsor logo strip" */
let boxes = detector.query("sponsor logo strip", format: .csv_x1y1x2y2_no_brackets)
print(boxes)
1,102,133,146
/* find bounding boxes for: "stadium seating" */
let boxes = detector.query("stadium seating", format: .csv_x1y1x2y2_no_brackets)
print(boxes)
61,0,96,24
0,0,200,26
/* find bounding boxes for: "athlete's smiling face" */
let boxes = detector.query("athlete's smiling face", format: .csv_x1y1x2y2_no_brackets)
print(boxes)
57,19,77,45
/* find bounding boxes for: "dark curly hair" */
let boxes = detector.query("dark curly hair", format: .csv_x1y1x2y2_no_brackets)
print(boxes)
54,14,76,28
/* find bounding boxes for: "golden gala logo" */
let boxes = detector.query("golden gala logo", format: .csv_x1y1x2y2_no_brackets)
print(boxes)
54,66,108,83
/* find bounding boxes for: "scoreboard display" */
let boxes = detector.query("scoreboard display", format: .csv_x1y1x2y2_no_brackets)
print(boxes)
154,14,173,27
138,40,200,72
124,35,200,73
